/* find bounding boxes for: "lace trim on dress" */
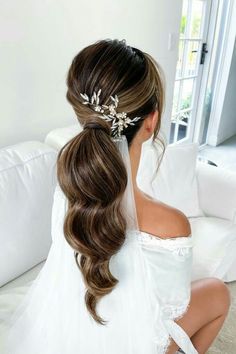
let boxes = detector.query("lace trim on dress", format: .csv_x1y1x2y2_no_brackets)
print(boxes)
162,334,172,354
138,231,192,243
161,302,191,354
138,231,193,257
162,302,191,321
152,297,191,354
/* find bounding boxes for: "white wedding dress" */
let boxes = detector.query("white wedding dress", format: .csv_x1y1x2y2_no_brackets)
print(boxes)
3,135,198,354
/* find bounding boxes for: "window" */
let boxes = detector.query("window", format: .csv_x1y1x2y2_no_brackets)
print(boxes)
169,0,207,144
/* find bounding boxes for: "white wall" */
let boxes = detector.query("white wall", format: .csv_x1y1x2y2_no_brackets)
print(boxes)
217,38,236,143
207,0,236,146
0,0,182,148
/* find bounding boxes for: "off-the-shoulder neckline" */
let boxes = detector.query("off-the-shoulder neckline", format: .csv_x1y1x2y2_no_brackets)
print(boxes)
139,230,192,241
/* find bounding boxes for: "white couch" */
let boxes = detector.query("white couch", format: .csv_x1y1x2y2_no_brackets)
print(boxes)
0,124,236,323
44,124,236,282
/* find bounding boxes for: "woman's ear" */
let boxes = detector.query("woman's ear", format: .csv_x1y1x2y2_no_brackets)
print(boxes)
145,110,159,133
151,110,159,133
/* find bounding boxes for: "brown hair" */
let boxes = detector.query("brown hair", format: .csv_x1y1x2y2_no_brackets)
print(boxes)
57,39,166,325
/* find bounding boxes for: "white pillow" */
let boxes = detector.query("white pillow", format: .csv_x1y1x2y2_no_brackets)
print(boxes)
137,142,204,217
189,216,236,281
196,161,236,222
0,141,57,286
45,124,82,150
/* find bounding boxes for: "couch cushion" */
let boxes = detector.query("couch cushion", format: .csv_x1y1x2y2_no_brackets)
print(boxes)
137,142,204,218
189,216,236,281
0,141,57,286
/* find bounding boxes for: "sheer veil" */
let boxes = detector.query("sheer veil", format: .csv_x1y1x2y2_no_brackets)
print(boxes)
3,134,159,354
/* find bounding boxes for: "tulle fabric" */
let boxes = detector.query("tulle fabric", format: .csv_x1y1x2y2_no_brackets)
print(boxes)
3,135,158,354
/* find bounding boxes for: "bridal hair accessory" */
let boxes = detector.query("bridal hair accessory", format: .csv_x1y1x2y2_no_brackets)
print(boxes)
80,89,142,137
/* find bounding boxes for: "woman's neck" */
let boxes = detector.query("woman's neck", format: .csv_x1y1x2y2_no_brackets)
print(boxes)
129,140,142,192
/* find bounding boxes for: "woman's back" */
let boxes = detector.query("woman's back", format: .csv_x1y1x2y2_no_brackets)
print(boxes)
135,190,192,239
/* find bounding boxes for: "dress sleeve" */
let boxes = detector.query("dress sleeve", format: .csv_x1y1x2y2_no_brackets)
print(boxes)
138,233,193,318
139,234,198,354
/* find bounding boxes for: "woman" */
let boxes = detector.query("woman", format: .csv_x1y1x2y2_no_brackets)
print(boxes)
5,39,230,354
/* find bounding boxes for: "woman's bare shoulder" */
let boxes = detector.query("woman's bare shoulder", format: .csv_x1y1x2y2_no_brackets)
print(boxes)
137,191,191,239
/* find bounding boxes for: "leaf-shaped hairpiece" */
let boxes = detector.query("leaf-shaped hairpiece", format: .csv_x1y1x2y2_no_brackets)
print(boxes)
79,89,141,137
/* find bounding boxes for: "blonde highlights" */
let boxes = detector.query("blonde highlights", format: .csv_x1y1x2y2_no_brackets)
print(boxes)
57,39,166,324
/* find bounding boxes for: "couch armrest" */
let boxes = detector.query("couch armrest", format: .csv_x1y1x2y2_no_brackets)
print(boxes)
196,161,236,223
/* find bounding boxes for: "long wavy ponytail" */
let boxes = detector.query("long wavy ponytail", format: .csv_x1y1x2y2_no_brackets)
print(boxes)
57,39,165,324
57,118,127,324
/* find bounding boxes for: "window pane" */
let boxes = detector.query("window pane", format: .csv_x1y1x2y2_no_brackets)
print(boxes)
177,123,187,140
190,0,204,38
178,110,191,124
180,79,194,110
172,81,180,115
184,41,200,76
180,0,188,39
176,40,185,78
169,122,176,144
